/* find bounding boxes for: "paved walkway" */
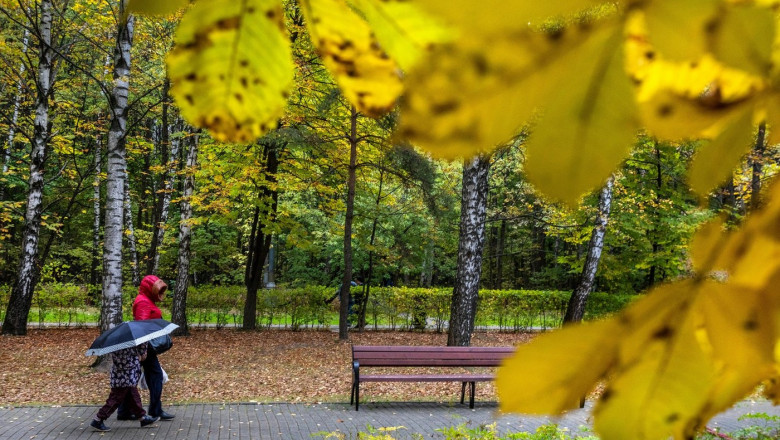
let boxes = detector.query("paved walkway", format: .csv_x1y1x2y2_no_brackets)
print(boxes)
1,399,777,439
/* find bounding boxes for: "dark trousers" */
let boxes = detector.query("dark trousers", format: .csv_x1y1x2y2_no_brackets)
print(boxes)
97,387,145,421
118,351,164,418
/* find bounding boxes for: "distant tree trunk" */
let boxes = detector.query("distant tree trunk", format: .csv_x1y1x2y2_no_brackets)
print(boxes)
356,168,384,330
242,141,280,330
100,3,134,332
750,122,766,212
172,130,198,336
1,28,28,202
495,219,507,289
147,81,178,275
563,176,614,324
91,137,102,286
2,1,53,336
124,171,140,286
339,106,359,341
448,154,490,347
646,145,662,288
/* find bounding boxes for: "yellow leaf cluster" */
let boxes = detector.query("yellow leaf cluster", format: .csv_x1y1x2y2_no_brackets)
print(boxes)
499,182,780,439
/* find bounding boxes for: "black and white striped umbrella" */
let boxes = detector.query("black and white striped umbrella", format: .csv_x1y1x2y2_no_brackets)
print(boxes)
86,319,178,356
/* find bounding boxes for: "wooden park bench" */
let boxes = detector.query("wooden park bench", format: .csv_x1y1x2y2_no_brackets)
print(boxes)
350,345,515,411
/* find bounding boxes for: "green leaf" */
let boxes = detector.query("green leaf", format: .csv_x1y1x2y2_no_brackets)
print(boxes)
711,5,775,77
300,0,402,117
127,0,188,16
524,23,637,206
644,0,719,61
688,107,754,197
166,0,294,143
348,0,453,71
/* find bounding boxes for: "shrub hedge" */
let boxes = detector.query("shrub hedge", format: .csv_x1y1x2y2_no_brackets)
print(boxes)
0,284,636,331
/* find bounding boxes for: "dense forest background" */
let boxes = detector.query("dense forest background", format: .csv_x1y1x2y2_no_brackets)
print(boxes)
0,1,778,299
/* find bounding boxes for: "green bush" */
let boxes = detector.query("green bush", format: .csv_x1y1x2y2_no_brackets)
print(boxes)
11,283,635,330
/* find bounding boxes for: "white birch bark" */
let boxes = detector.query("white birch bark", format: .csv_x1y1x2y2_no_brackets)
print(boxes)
1,28,29,189
172,130,198,334
101,1,134,331
2,1,53,335
149,120,181,274
91,136,102,285
447,154,490,346
124,170,140,286
563,176,614,324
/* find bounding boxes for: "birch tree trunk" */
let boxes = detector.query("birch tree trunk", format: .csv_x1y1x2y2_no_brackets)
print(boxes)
124,171,140,286
100,2,134,332
91,137,102,285
91,55,111,286
447,154,490,346
1,28,29,202
563,176,614,324
2,1,53,336
172,130,198,336
148,118,181,275
339,106,359,341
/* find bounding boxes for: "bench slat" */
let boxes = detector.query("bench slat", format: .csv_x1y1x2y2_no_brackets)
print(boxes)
361,374,494,382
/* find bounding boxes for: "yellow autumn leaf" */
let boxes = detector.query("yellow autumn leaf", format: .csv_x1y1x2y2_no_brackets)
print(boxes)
689,218,726,273
349,0,453,72
643,0,719,61
300,0,402,117
166,0,293,143
399,21,622,159
496,319,620,415
710,4,775,77
416,0,604,33
525,22,637,205
127,0,188,16
688,106,755,197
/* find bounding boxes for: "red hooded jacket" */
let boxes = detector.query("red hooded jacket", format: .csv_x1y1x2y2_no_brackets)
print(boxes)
133,275,166,320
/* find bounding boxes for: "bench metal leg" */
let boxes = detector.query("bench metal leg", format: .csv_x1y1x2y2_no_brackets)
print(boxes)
460,382,467,404
469,382,476,409
354,382,360,411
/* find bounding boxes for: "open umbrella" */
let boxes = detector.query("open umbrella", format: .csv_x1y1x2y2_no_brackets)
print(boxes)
86,319,178,356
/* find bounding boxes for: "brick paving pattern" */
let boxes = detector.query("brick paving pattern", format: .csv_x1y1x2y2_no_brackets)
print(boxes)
1,400,778,440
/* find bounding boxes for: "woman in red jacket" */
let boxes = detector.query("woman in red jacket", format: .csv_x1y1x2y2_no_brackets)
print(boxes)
117,275,175,421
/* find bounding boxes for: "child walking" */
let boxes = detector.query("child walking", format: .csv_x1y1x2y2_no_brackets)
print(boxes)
91,342,158,431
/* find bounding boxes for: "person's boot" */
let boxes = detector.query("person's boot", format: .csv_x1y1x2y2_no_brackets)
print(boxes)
90,419,110,432
159,410,175,420
140,415,159,427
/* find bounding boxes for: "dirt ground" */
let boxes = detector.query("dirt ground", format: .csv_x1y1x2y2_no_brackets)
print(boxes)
0,328,535,406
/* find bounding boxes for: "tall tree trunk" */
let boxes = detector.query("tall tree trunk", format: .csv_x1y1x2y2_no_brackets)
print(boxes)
356,168,384,330
124,171,140,286
448,154,490,347
242,141,280,330
2,1,53,336
339,106,359,341
646,145,662,288
750,122,767,212
91,54,111,286
563,176,614,324
1,28,29,202
172,130,198,336
91,136,102,285
100,3,134,332
147,81,177,275
495,219,506,289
